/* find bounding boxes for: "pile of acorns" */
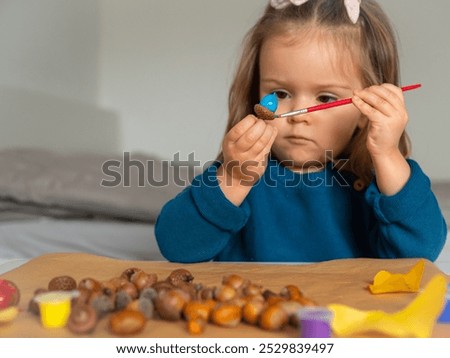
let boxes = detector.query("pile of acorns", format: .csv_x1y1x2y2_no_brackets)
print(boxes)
29,268,317,335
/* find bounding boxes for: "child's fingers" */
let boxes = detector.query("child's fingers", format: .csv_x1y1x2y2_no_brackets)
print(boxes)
247,125,277,156
381,83,405,104
353,85,403,117
264,126,278,155
353,87,393,117
235,119,268,152
226,115,258,143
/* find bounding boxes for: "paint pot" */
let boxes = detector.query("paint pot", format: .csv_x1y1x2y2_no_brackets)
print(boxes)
297,307,333,338
34,291,78,328
438,284,450,323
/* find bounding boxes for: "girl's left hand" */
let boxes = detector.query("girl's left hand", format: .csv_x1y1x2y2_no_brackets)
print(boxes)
352,84,408,159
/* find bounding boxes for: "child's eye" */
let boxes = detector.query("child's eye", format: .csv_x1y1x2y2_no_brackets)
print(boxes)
317,94,338,103
273,90,290,100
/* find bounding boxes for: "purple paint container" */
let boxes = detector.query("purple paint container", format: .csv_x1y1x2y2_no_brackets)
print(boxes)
438,284,450,323
297,307,333,338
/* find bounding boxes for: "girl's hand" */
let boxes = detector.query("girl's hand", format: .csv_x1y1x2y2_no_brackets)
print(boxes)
352,84,411,195
217,115,277,205
352,84,408,159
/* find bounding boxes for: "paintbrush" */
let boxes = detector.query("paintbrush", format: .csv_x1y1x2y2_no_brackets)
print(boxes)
254,83,422,121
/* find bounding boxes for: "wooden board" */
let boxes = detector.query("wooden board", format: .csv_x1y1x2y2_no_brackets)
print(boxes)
1,252,449,337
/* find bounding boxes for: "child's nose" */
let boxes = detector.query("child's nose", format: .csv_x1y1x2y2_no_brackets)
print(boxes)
286,98,314,124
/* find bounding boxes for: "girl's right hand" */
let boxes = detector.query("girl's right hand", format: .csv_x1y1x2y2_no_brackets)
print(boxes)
217,115,277,205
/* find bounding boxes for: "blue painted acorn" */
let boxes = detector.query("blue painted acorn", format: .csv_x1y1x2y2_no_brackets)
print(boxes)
260,93,278,112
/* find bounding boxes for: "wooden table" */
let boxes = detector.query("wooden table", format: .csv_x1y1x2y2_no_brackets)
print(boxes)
1,253,449,337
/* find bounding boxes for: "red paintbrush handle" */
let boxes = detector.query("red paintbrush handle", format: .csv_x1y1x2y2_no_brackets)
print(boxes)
306,98,353,113
305,83,421,113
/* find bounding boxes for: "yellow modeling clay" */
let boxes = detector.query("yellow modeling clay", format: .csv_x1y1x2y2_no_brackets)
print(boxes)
369,259,425,294
328,274,447,338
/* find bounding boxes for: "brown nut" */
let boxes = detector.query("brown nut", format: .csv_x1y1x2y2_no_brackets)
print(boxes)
183,301,212,321
166,269,194,286
101,280,118,296
197,287,215,301
48,275,77,291
210,303,242,328
127,298,155,320
228,296,248,309
243,283,263,297
242,299,266,326
109,309,146,336
108,277,129,291
280,285,303,300
118,282,139,300
187,318,207,335
214,285,237,302
120,267,143,281
67,304,97,334
152,281,174,294
131,271,158,292
222,274,246,290
258,304,288,331
263,290,285,306
154,289,190,321
78,278,102,292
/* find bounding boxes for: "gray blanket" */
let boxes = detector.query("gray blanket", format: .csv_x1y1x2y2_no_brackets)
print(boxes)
0,148,194,222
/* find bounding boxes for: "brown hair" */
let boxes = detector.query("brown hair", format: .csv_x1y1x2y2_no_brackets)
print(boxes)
218,0,411,187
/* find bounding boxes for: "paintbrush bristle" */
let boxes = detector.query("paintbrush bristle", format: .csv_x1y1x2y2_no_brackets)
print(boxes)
254,104,276,121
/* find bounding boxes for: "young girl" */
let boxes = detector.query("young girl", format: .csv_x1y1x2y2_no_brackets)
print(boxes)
155,0,447,263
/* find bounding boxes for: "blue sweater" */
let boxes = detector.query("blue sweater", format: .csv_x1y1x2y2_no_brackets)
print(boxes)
155,158,447,263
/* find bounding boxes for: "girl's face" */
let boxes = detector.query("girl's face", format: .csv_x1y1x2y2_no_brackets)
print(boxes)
259,30,366,172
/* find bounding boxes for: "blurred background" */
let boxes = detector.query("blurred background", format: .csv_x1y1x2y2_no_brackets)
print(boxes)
0,0,449,180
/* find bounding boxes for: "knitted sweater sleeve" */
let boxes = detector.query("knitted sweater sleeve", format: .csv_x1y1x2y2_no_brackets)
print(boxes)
365,159,447,261
155,164,250,262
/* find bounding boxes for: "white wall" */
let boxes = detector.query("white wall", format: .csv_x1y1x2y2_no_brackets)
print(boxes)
377,0,450,180
1,0,449,179
0,0,100,103
97,0,264,163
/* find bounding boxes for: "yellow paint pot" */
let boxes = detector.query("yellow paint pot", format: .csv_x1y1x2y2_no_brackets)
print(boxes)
34,291,77,328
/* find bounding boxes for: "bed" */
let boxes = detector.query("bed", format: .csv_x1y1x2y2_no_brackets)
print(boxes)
0,87,189,272
0,148,194,270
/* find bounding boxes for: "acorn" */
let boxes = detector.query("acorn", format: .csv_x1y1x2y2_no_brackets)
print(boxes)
154,289,190,321
259,304,288,331
131,271,157,292
67,304,97,334
183,301,212,321
242,299,266,326
109,309,146,335
254,104,276,121
210,303,242,328
166,269,194,287
187,318,207,335
78,277,102,292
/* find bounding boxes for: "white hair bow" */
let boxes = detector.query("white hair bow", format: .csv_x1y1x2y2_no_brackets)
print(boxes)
270,0,361,24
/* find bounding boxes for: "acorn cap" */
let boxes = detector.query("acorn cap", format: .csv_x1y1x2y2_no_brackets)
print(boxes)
254,104,276,121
